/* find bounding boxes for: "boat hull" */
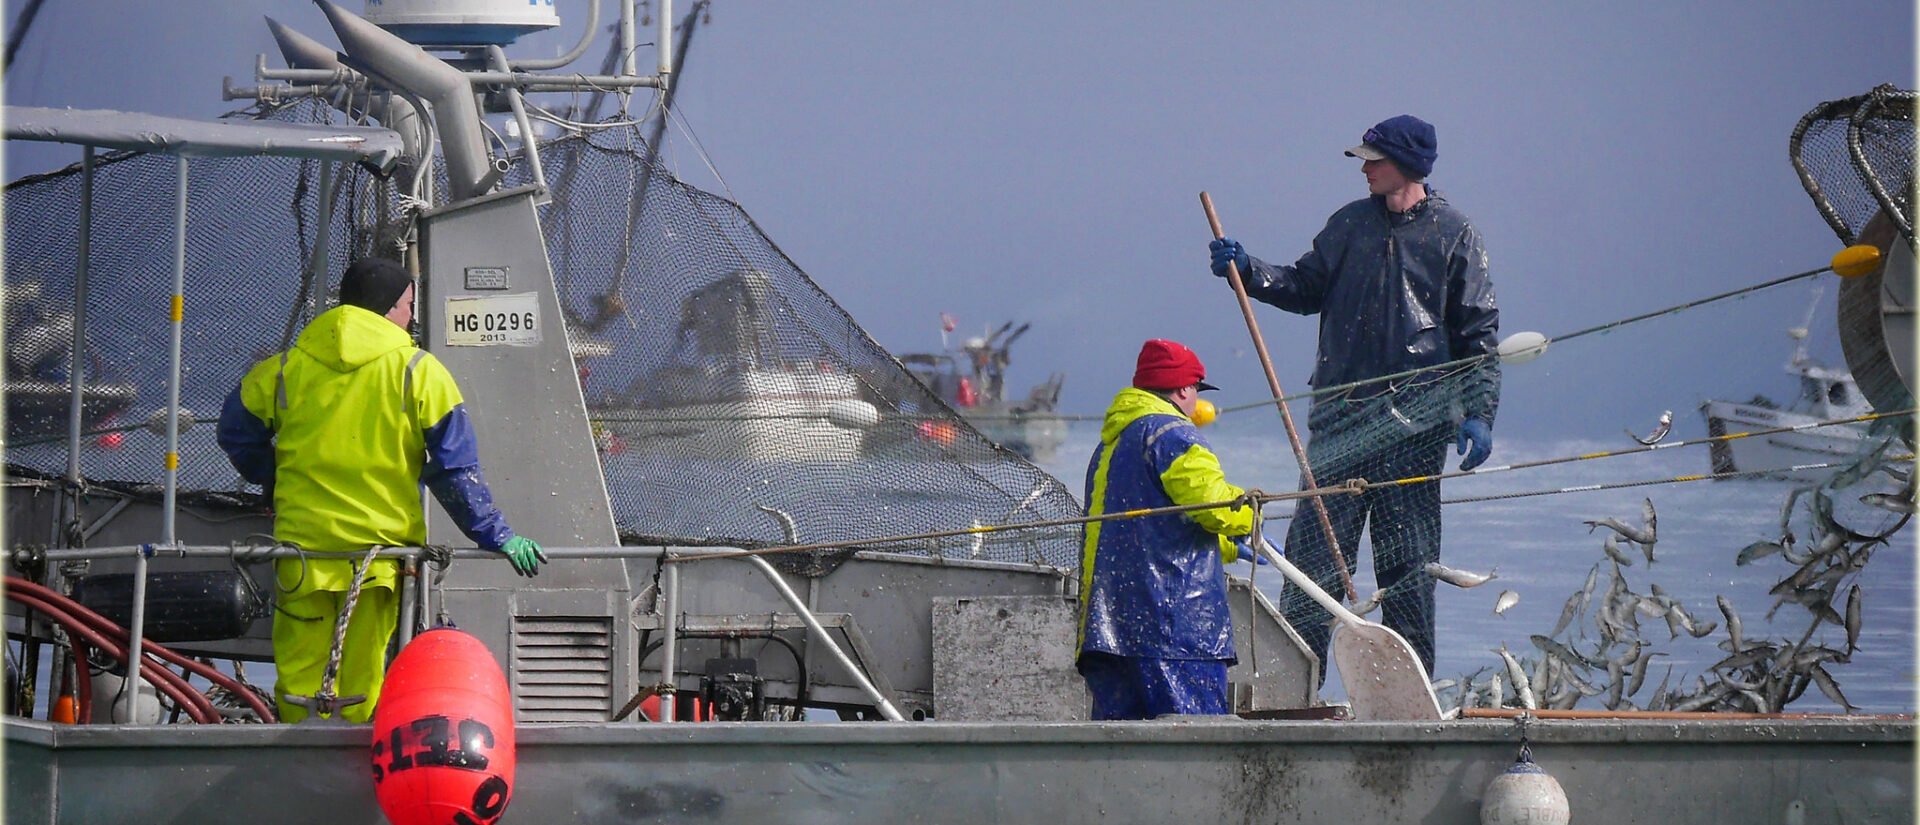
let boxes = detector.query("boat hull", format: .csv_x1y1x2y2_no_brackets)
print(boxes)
7,716,1910,824
1700,400,1872,479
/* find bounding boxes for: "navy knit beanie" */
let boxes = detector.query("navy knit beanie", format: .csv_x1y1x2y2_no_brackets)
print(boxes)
1344,115,1438,180
338,257,413,315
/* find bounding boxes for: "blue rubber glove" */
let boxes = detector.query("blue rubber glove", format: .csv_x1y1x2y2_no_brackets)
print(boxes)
1209,237,1250,279
1233,534,1278,564
501,535,547,577
1456,418,1493,471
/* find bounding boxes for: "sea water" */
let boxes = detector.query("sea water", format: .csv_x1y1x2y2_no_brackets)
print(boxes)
1037,416,1917,715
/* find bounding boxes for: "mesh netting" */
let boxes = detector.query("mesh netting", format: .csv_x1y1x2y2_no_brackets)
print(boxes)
1248,85,1915,708
3,99,1081,567
1791,83,1915,248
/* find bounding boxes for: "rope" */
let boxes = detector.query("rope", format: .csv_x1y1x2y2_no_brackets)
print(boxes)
1213,258,1837,416
310,543,385,717
664,483,1361,565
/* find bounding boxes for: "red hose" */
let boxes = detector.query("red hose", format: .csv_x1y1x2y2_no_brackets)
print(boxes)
9,592,215,723
6,577,277,722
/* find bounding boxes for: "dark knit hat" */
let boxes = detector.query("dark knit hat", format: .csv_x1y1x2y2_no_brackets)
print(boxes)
338,257,413,315
1133,339,1218,392
1344,114,1438,180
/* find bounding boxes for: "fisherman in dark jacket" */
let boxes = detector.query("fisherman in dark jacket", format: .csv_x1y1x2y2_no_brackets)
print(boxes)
1206,114,1500,679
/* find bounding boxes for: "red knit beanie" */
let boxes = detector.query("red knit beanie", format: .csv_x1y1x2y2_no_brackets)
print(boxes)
1132,339,1217,392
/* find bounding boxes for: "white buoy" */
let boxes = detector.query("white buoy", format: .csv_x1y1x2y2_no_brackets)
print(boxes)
824,399,881,429
144,406,197,436
1496,331,1549,365
1481,745,1569,825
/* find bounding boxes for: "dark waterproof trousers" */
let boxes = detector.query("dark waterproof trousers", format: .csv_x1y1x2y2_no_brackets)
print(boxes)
1278,416,1450,684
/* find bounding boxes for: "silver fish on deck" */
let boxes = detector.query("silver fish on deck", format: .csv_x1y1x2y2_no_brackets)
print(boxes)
1494,645,1537,710
1426,562,1497,588
1627,409,1673,445
1493,589,1521,616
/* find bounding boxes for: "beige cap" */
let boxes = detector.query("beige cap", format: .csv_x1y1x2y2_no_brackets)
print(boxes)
1344,142,1387,161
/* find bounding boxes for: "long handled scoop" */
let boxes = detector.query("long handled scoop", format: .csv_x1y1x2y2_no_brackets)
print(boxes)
1251,540,1443,720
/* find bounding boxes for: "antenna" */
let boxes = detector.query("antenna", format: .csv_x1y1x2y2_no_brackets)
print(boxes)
1789,285,1824,365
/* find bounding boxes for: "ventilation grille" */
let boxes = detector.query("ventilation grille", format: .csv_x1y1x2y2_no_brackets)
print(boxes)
512,616,615,722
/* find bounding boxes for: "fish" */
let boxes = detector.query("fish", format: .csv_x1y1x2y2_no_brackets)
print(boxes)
1426,562,1497,588
1626,651,1663,698
1602,535,1636,567
1627,410,1673,445
1583,516,1654,546
1808,664,1859,713
755,504,801,543
1735,540,1783,566
1844,584,1862,653
1493,645,1536,710
1603,658,1624,709
1493,589,1520,616
1529,634,1596,672
1859,492,1917,514
1350,588,1386,617
1638,498,1659,562
1487,672,1505,709
1548,591,1584,639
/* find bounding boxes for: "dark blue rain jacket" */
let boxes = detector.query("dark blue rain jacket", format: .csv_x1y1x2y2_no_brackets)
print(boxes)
1078,388,1254,662
1240,190,1500,424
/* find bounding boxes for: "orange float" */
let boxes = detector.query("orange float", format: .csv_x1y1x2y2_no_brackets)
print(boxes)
371,628,517,825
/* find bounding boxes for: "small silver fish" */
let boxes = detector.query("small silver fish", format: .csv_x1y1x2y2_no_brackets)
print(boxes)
1350,588,1386,617
1602,535,1636,567
1493,645,1537,710
1844,584,1862,654
1717,595,1746,653
1627,410,1673,445
1584,514,1655,547
1548,591,1584,639
1735,540,1783,566
1808,664,1859,713
1859,492,1917,514
1493,589,1520,616
1426,562,1498,588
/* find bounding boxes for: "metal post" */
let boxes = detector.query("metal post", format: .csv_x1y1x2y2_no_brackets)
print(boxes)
487,45,547,196
659,553,679,721
308,160,334,317
126,155,189,707
657,0,673,80
741,555,903,721
65,146,93,507
619,0,637,77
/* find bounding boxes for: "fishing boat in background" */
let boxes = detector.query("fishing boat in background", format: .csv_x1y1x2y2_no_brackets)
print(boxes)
1699,293,1886,479
898,318,1068,461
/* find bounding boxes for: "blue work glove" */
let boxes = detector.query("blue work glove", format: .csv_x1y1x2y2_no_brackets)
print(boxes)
501,535,548,577
1456,418,1493,471
1209,237,1250,279
1233,534,1279,564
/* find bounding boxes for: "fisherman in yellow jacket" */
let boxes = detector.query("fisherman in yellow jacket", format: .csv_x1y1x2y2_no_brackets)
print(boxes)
216,257,545,722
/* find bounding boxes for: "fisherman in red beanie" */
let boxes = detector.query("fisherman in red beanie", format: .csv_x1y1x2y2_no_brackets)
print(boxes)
1074,339,1259,719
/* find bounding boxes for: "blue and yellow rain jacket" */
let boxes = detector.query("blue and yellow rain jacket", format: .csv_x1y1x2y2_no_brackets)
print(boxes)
217,304,514,595
1078,388,1254,662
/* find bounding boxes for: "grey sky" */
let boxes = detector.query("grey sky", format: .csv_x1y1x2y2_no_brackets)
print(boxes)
6,1,1914,440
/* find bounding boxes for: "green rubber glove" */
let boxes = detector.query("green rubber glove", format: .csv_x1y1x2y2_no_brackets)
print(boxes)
502,535,547,577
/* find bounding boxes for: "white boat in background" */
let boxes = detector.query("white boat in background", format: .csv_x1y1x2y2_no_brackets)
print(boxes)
1700,299,1881,479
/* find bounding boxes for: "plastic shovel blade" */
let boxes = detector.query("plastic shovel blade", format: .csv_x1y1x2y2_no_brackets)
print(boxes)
1264,550,1443,720
1330,621,1445,721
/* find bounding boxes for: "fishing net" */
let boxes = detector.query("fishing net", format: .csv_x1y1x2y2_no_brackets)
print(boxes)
1244,86,1917,708
2,98,1082,568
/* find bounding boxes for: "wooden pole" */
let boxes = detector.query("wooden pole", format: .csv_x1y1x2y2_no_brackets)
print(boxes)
1199,192,1356,603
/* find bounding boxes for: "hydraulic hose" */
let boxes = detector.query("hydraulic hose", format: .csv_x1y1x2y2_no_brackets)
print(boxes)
7,577,275,721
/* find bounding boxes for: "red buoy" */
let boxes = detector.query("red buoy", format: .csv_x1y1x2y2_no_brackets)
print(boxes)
371,628,517,825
